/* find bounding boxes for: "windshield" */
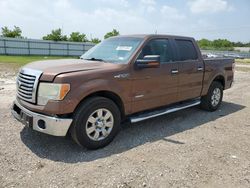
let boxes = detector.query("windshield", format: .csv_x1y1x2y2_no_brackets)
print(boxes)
81,37,143,64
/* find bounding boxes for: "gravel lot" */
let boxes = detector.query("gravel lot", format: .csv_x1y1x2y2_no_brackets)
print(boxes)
0,63,250,188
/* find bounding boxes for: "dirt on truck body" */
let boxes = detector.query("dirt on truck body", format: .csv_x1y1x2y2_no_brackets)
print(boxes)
11,34,234,149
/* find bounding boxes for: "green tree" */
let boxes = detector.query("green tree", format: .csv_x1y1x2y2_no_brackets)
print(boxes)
69,32,88,42
43,28,67,41
198,38,234,50
104,29,119,39
198,39,212,48
213,39,233,48
1,26,23,38
232,41,244,47
232,41,250,47
91,38,101,44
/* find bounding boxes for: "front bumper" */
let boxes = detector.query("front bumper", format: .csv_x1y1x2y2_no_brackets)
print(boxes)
11,100,72,136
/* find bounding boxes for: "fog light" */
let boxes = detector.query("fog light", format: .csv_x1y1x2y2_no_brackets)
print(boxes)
37,119,46,129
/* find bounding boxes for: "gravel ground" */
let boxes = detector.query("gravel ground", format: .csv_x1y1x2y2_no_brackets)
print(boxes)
0,63,250,188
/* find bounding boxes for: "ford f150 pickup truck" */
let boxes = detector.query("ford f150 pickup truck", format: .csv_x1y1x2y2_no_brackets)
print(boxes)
11,34,234,149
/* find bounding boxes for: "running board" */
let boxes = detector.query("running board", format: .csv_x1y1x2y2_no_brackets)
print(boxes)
130,99,201,123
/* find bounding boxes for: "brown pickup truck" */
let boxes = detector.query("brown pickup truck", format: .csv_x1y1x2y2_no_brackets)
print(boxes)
12,34,234,149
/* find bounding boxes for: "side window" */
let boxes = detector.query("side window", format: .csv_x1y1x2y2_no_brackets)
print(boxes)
175,39,198,61
139,39,172,63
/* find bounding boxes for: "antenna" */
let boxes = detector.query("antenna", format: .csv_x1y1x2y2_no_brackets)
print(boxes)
61,24,64,35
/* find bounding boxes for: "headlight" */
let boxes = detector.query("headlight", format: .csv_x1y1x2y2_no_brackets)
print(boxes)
37,83,70,105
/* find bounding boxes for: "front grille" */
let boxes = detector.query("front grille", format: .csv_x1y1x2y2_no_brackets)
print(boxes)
17,72,36,100
16,68,42,103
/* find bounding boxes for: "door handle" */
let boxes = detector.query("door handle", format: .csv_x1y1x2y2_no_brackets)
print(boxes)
171,69,179,74
197,67,203,71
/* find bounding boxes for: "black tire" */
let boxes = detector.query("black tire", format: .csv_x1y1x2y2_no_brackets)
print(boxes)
71,97,121,149
200,81,223,111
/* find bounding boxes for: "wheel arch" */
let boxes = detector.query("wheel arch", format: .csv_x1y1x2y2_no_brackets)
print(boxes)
212,75,225,89
201,73,226,96
75,90,126,120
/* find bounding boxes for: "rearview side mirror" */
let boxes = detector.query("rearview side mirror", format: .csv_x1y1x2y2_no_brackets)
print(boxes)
135,55,160,69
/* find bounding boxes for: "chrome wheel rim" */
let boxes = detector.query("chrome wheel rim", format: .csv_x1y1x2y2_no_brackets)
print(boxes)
211,88,221,107
85,108,114,141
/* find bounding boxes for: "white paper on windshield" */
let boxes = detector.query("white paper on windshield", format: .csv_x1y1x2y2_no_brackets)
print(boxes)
116,46,132,51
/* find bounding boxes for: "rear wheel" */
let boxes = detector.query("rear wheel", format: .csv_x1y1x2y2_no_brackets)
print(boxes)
200,81,223,111
71,97,121,149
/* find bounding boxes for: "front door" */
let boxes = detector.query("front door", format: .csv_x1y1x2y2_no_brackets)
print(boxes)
131,38,179,113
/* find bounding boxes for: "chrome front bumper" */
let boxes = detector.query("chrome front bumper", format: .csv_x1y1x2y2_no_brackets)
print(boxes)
11,100,72,136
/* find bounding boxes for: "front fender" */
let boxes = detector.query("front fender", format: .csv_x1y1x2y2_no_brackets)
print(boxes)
76,79,127,103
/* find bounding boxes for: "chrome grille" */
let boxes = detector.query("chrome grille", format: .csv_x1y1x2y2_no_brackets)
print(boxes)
16,68,42,103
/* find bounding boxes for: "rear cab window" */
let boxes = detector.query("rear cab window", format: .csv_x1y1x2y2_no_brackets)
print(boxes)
174,39,198,61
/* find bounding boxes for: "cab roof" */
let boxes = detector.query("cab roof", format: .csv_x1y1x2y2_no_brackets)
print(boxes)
111,34,195,40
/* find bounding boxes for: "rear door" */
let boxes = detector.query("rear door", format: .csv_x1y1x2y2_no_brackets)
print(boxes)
131,38,179,113
172,38,204,101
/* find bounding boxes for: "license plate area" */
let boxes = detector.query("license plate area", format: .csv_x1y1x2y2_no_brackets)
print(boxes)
20,111,33,128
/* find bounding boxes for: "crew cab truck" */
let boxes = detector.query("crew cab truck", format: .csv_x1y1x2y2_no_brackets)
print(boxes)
11,35,234,149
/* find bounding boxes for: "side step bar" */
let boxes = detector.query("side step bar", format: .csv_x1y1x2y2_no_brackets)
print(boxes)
130,99,201,123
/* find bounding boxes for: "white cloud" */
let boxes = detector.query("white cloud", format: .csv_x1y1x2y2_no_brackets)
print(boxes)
0,0,153,39
100,0,129,7
1,0,247,41
146,6,155,13
161,5,186,21
140,0,156,5
140,0,156,13
188,0,233,14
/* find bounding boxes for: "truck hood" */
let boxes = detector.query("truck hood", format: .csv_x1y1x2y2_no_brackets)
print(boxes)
24,59,123,81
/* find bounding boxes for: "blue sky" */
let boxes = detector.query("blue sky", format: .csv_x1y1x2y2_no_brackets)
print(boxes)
0,0,249,42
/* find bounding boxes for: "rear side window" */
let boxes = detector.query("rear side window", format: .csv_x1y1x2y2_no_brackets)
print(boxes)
175,39,198,61
139,39,172,63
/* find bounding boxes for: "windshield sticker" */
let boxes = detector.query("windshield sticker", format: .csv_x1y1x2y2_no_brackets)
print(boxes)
116,46,132,51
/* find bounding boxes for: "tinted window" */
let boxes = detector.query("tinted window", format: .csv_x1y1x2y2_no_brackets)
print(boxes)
139,39,172,63
175,39,198,61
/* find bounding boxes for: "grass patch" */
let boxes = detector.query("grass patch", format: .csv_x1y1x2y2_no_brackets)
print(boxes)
235,58,250,64
0,55,77,66
235,67,250,72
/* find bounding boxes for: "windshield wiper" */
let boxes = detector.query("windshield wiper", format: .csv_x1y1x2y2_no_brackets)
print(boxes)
84,57,105,62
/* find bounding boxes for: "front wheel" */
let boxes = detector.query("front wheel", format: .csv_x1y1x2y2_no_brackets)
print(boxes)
71,97,121,149
200,81,223,111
